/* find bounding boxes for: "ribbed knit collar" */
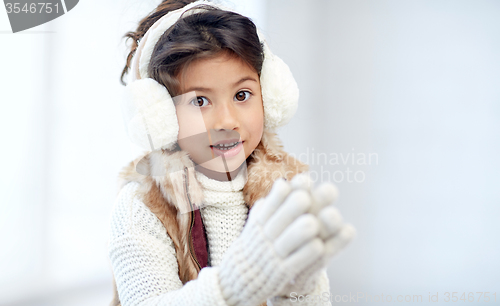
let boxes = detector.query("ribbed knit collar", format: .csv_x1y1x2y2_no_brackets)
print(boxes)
195,167,247,207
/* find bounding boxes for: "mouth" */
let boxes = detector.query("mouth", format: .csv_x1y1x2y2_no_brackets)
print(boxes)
210,139,244,157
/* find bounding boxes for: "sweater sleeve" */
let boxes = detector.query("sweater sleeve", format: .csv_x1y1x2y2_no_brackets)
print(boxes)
108,182,229,306
267,269,333,306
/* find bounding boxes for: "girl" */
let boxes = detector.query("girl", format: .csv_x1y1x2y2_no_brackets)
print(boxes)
108,1,355,305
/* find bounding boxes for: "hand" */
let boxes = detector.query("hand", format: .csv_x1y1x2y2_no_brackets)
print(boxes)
276,174,356,297
217,178,324,306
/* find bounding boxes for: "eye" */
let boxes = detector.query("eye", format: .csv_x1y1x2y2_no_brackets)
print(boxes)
234,91,251,102
190,96,209,107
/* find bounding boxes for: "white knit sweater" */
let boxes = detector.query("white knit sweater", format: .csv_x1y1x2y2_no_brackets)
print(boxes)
108,170,332,306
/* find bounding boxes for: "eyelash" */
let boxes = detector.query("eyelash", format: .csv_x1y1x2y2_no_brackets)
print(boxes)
189,90,252,107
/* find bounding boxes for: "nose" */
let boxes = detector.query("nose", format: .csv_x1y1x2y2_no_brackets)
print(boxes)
212,100,239,131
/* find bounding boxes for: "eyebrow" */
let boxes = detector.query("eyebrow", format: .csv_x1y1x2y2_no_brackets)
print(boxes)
233,76,258,86
183,76,258,93
184,86,213,93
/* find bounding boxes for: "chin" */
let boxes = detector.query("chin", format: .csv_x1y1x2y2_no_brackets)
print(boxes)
198,150,246,173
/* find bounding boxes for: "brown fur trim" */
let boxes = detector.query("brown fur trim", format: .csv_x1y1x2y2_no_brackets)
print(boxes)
145,178,199,283
116,149,203,282
145,149,204,282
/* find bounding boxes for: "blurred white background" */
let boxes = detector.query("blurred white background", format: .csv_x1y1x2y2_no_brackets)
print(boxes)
0,0,498,305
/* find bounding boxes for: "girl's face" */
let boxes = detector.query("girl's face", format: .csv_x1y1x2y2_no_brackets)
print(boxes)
175,52,264,179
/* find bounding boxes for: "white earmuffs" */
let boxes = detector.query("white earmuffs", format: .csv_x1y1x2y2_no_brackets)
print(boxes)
122,0,299,152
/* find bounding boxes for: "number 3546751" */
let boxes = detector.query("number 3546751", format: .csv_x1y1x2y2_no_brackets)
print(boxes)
5,3,60,14
443,292,496,302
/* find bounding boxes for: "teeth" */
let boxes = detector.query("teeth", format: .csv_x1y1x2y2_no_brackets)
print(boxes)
214,142,239,150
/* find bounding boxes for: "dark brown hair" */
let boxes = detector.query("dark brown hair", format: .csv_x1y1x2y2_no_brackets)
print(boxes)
120,0,264,97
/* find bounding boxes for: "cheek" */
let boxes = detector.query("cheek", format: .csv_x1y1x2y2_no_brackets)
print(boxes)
246,101,264,144
254,108,264,135
176,106,207,140
175,107,212,158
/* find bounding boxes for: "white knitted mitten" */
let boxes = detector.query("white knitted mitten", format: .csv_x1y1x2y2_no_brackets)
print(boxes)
217,178,325,306
276,174,356,297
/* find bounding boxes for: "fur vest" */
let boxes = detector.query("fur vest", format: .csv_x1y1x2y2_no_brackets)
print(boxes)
110,130,308,306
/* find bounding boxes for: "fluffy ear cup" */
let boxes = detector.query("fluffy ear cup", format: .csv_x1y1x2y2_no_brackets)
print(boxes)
258,36,299,129
122,0,299,152
123,78,179,151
